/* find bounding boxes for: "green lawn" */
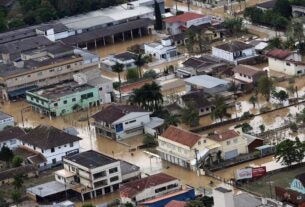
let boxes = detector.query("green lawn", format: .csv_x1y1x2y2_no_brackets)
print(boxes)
241,166,305,197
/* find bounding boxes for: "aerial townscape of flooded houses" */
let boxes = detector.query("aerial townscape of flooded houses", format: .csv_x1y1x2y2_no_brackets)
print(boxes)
1,0,305,206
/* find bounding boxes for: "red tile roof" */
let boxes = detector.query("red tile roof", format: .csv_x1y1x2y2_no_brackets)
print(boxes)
266,49,292,60
208,130,240,142
161,126,202,147
120,79,153,93
164,12,205,23
165,200,187,207
119,173,178,198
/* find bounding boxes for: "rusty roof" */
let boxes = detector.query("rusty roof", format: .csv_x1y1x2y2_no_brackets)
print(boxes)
165,200,187,207
208,130,240,142
233,64,264,76
120,79,153,94
163,12,205,23
161,126,202,147
265,49,292,60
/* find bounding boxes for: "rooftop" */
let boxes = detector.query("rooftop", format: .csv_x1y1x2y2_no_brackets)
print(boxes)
92,104,147,123
163,12,205,23
113,51,137,61
19,125,82,149
27,181,67,197
233,64,264,76
28,81,95,100
256,0,276,9
120,79,153,94
214,41,253,52
65,150,118,169
165,200,187,207
265,49,292,60
120,160,140,176
184,75,230,88
0,165,36,181
0,111,13,120
120,173,178,198
161,126,202,147
181,90,211,108
0,127,25,142
207,130,240,142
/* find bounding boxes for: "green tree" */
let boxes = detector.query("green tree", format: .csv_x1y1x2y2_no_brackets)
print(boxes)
211,95,228,122
134,54,146,78
0,146,14,167
143,134,158,147
154,0,163,31
143,70,158,79
273,0,292,18
126,68,139,82
82,204,95,207
258,76,273,101
187,199,204,207
12,156,23,168
186,29,196,54
124,203,134,207
295,137,305,164
0,192,8,207
223,17,243,35
273,90,288,104
13,174,24,190
287,20,304,42
8,19,25,29
11,190,21,206
267,37,283,49
248,95,257,108
112,62,124,102
259,124,265,133
164,113,180,129
216,150,222,164
202,196,214,207
181,101,199,127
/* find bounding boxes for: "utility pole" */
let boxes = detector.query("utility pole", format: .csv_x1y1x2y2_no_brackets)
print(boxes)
194,148,199,176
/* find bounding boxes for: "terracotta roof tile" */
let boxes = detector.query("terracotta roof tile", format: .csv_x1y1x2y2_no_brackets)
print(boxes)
161,126,202,147
233,64,264,76
0,127,25,142
266,49,292,60
164,12,205,23
208,130,240,142
120,79,153,93
119,173,178,198
214,41,253,52
165,200,187,207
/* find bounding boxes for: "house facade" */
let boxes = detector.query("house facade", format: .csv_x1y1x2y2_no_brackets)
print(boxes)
18,125,81,170
233,65,266,84
181,90,212,116
26,81,100,117
0,111,14,131
0,127,25,150
266,49,305,76
101,51,137,71
144,39,178,60
212,41,256,64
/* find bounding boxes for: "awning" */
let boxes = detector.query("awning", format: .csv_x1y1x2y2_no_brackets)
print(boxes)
8,85,37,97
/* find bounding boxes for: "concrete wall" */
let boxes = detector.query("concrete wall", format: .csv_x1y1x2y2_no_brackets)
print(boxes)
268,57,305,75
0,138,20,150
219,135,248,158
0,116,14,131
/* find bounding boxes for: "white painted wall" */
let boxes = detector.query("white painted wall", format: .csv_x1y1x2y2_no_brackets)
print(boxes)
0,117,14,131
213,187,234,207
0,138,20,150
268,57,305,75
212,47,234,61
234,72,253,83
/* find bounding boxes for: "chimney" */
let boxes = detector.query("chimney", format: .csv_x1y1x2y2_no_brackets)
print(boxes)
213,187,234,207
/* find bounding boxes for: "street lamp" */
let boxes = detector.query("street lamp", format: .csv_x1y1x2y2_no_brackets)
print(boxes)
21,106,31,128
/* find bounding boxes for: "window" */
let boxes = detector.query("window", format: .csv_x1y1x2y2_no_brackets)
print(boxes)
52,158,56,164
155,186,166,193
49,69,54,72
125,120,136,125
37,72,43,76
203,140,206,143
167,183,178,189
63,100,67,104
234,138,238,143
286,62,291,66
72,98,76,102
27,75,31,77
93,171,106,179
201,109,204,112
31,97,33,101
9,139,16,145
51,148,55,153
226,140,230,145
70,142,74,147
109,167,118,174
54,103,58,107
67,65,71,69
94,180,107,188
110,176,119,182
198,141,201,145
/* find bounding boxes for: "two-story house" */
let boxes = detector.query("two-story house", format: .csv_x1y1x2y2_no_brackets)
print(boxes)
181,90,212,116
266,49,305,75
212,41,256,64
207,130,248,160
92,104,152,140
0,127,25,150
119,173,182,205
157,126,220,171
18,125,81,170
55,150,122,201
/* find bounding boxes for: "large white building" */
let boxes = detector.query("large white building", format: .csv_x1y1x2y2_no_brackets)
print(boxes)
266,49,305,76
144,39,178,60
18,125,81,170
212,41,256,64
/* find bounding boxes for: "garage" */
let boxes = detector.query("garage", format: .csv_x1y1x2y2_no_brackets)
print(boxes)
224,149,238,160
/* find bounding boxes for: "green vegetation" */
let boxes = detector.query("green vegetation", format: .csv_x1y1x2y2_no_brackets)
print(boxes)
12,156,23,168
272,90,289,104
154,0,163,31
181,101,199,127
143,70,158,79
112,62,124,102
0,146,14,167
211,95,229,122
258,76,273,102
126,68,139,82
164,113,181,129
223,17,243,35
143,134,158,147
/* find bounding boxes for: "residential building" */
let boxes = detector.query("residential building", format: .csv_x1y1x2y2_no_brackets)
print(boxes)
0,111,14,130
26,81,100,117
144,39,178,60
256,0,276,11
207,130,248,160
266,49,305,75
101,51,138,71
292,5,305,17
92,104,163,140
184,75,230,94
55,150,122,201
0,165,38,186
163,12,212,35
18,125,81,170
119,173,183,205
157,126,220,171
181,90,212,116
120,160,141,183
0,127,25,149
232,64,267,90
118,79,153,101
0,41,100,100
212,41,256,64
165,200,187,207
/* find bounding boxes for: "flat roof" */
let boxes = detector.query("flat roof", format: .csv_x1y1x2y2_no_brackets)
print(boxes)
28,81,94,100
27,181,67,197
184,75,230,88
65,150,118,169
59,3,153,30
120,160,140,175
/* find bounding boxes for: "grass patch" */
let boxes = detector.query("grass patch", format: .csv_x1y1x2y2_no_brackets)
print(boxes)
241,165,305,197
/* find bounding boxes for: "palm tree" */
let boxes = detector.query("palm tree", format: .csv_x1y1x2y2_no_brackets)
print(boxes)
164,113,180,129
211,95,228,122
248,95,257,109
112,62,124,102
13,174,24,190
134,54,146,78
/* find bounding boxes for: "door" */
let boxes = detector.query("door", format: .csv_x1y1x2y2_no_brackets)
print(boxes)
224,149,238,160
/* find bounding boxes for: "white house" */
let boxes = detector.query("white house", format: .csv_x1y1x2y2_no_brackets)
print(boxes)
18,125,81,170
0,111,14,131
266,49,305,75
212,41,256,64
119,173,182,205
144,39,178,60
0,127,25,150
101,51,138,71
92,104,163,140
163,12,212,35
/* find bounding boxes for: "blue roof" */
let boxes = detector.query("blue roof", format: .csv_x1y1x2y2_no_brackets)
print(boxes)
184,75,230,88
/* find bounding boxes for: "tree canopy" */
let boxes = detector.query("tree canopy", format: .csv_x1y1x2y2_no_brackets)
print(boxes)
181,101,199,127
258,76,273,101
